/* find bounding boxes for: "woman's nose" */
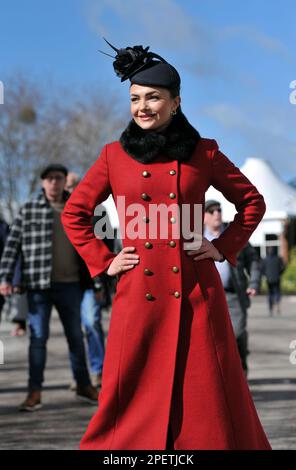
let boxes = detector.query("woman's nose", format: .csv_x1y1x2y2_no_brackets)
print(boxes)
139,100,149,111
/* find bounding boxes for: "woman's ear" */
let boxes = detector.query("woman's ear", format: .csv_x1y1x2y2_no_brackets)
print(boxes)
174,96,181,108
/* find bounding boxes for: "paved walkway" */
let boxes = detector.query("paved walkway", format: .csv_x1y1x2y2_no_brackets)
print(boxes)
0,295,295,449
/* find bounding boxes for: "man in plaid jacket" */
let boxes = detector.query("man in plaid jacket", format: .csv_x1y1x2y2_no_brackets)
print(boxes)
0,163,99,411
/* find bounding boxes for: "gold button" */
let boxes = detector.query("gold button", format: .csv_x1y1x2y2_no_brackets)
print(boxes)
169,192,176,199
169,170,176,175
142,170,150,177
144,268,153,276
145,242,153,249
146,293,153,300
169,240,176,248
174,291,181,298
143,216,150,223
170,217,176,224
172,266,179,273
141,193,149,201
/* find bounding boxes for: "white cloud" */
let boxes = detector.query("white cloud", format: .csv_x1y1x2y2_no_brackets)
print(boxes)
203,101,296,177
84,0,218,78
85,0,200,50
219,25,293,62
84,0,294,81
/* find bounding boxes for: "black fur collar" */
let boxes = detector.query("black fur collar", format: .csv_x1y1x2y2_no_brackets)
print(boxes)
119,110,201,164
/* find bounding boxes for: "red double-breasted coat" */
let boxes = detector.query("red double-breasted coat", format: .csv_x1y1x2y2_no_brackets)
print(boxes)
61,137,271,450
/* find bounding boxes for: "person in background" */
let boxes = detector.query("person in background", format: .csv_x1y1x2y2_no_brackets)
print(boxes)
261,246,286,316
66,172,115,389
0,164,98,411
204,200,262,376
0,215,24,333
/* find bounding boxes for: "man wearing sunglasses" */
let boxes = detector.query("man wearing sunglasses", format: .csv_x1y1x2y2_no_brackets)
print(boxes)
204,200,262,377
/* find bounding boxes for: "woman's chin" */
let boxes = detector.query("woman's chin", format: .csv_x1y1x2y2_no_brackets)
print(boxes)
136,120,157,130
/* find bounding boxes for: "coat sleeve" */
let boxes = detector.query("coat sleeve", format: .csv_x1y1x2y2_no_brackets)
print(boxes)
61,144,117,278
209,140,266,267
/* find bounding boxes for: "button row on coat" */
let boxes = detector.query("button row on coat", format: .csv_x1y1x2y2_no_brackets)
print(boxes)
144,241,177,249
142,215,176,222
141,192,176,200
141,169,176,202
145,291,180,300
142,216,176,224
142,168,179,301
144,266,179,275
145,262,180,300
142,169,176,177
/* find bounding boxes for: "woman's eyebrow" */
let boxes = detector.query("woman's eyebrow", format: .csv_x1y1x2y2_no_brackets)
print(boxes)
130,92,160,97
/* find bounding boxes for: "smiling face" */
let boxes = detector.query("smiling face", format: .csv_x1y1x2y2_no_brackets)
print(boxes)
130,84,180,131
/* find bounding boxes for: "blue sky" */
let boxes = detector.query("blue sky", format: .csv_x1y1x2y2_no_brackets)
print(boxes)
0,0,295,180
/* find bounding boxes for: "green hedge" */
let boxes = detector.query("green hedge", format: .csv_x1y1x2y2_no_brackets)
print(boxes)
281,247,296,293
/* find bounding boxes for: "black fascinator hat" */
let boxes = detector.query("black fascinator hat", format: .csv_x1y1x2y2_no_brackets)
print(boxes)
99,38,181,90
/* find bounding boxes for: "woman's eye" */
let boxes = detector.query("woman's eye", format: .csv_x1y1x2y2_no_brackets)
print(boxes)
130,96,159,102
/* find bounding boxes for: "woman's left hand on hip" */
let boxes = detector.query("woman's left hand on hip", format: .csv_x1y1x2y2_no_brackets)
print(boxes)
185,235,223,262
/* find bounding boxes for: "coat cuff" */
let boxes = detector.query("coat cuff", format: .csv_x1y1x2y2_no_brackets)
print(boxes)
91,252,117,278
211,238,237,267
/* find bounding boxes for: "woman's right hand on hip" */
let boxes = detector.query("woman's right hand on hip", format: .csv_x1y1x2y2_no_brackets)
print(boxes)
106,247,140,276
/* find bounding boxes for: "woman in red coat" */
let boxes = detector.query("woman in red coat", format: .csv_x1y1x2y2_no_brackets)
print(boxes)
61,42,271,450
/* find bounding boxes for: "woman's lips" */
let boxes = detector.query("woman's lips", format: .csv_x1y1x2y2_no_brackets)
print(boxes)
139,114,155,120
